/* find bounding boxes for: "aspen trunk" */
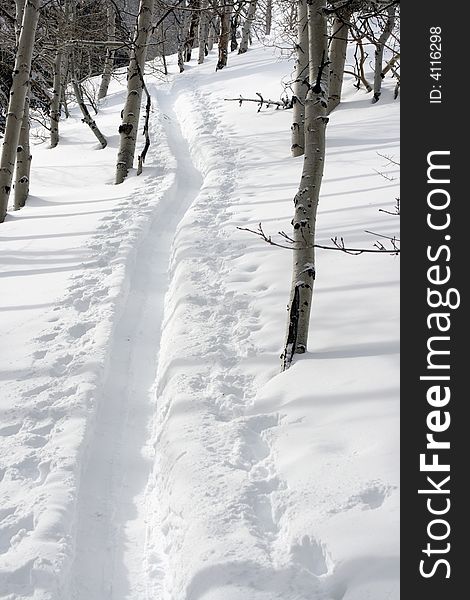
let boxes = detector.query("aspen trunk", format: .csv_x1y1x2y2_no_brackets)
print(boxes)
50,49,63,148
0,0,41,223
373,4,396,103
160,21,168,75
198,0,209,64
61,52,70,118
14,90,31,209
207,17,218,52
72,78,108,148
184,0,200,62
177,6,192,72
327,8,351,113
265,0,272,35
283,0,329,369
291,0,308,156
98,4,116,100
13,0,30,209
216,3,232,70
115,0,155,184
15,0,25,38
230,14,238,52
238,1,257,55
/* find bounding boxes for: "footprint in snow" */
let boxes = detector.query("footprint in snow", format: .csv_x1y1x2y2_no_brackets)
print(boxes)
290,535,332,576
330,481,396,514
67,322,94,340
0,423,21,437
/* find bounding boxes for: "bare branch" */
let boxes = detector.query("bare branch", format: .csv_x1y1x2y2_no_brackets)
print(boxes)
224,94,292,111
237,223,400,255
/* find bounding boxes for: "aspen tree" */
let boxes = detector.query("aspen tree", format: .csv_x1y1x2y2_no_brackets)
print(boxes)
265,0,272,34
98,3,116,100
291,0,308,156
216,1,232,70
328,4,352,113
184,0,200,62
198,0,209,64
50,49,63,148
207,16,218,52
0,0,41,222
373,3,396,103
283,0,329,369
115,0,155,184
238,0,257,55
12,0,31,209
14,89,31,209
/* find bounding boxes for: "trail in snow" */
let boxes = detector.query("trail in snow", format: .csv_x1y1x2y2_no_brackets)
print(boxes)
71,84,203,600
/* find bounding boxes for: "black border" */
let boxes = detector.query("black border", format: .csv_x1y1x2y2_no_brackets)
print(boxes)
401,2,466,596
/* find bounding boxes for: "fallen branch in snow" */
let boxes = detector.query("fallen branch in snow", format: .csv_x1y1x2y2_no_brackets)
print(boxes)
237,223,400,255
224,93,293,112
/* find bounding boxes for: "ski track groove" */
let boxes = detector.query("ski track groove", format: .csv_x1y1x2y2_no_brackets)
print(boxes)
70,81,204,600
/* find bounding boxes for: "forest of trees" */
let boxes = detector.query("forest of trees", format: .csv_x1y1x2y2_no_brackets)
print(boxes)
0,0,400,364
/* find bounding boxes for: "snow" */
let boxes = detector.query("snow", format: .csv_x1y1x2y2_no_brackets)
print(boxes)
0,43,399,600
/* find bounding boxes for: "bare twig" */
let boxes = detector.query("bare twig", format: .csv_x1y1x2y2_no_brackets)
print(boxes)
379,198,400,215
237,223,400,255
224,94,292,111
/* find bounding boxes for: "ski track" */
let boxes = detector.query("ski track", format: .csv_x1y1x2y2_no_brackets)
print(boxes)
70,82,204,600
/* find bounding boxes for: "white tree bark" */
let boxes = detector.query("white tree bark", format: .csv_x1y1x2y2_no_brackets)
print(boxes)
98,3,116,100
177,8,190,73
115,0,155,184
0,0,41,223
207,16,218,52
230,11,239,52
291,0,308,156
216,2,232,70
373,4,396,103
14,88,31,209
13,0,30,209
198,0,209,64
238,0,257,55
183,0,200,62
265,0,272,35
283,0,329,369
50,49,63,148
327,6,352,113
15,0,25,39
60,50,70,118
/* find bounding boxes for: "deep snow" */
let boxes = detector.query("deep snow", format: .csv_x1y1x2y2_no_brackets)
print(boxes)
0,43,399,600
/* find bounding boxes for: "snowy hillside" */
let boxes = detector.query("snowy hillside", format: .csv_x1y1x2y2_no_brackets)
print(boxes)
0,44,399,600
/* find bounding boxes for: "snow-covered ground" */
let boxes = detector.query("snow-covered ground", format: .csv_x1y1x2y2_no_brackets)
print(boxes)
0,43,399,600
